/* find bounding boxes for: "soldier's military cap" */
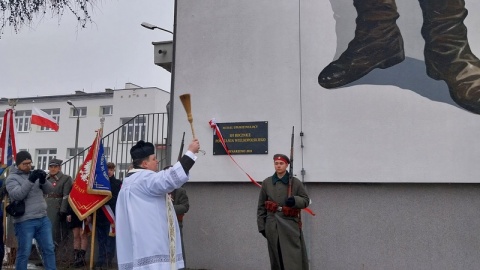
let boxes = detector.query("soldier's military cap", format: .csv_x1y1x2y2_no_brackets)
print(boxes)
273,154,290,164
48,158,63,166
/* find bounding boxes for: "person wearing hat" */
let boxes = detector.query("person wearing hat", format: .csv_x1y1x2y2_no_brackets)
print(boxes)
45,158,73,251
257,154,310,270
116,138,200,270
5,151,56,270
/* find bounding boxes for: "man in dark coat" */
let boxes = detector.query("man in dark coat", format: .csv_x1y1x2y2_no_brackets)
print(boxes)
45,158,73,247
95,162,122,269
170,186,189,265
257,154,310,270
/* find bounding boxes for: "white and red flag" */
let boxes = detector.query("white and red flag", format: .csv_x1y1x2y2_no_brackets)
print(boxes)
31,106,59,131
0,109,17,175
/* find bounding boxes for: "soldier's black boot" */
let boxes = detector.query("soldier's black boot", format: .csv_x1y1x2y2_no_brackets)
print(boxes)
419,0,480,114
74,249,86,268
70,249,79,266
318,0,404,89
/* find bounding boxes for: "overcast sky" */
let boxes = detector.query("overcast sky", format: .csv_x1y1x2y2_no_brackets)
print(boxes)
0,0,174,99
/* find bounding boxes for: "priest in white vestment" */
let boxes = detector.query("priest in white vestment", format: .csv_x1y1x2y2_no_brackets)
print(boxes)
116,139,200,270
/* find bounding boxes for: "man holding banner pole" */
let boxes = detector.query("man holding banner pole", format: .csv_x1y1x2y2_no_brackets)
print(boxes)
116,138,200,270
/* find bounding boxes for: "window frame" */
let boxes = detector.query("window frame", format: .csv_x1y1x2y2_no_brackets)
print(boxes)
70,107,87,118
15,110,32,133
36,148,57,170
100,105,113,116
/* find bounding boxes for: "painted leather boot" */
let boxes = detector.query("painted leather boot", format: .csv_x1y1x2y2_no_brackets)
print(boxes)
319,0,405,89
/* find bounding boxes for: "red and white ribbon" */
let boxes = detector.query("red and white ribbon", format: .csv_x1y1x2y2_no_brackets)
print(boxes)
101,205,116,236
209,119,261,187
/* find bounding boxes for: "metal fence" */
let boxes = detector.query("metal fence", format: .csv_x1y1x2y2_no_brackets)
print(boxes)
61,113,169,180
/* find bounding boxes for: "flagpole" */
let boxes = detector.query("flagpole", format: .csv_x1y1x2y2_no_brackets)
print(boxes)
3,100,17,250
89,118,105,270
67,100,81,180
89,211,97,270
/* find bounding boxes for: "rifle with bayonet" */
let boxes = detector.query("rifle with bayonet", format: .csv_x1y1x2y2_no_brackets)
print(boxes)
177,132,186,162
288,126,294,197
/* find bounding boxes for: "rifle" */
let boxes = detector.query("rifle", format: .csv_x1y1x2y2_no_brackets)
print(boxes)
288,126,294,197
177,132,186,162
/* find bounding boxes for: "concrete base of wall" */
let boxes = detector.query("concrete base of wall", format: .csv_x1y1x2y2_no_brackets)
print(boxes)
181,182,480,270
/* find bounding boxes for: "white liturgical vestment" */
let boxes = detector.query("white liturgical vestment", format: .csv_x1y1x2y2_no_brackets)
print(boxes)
116,161,191,270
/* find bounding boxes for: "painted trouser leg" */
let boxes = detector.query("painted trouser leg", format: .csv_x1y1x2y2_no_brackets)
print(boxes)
419,0,480,114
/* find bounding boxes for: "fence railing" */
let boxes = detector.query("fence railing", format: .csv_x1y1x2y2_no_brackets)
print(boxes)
62,113,169,180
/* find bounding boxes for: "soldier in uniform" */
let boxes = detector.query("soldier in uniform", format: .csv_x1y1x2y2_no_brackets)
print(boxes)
45,158,73,247
170,186,189,266
257,154,310,270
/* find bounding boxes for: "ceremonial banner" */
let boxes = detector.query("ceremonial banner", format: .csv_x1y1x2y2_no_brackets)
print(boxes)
0,109,17,176
31,106,59,131
68,130,112,220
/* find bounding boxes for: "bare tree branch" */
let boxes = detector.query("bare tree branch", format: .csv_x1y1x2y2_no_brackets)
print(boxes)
0,0,94,38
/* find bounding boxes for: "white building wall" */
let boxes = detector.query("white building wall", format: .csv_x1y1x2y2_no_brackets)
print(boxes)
0,84,169,171
170,1,480,269
172,0,480,184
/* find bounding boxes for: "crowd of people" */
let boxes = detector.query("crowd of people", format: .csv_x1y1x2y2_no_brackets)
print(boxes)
1,137,310,270
0,139,194,270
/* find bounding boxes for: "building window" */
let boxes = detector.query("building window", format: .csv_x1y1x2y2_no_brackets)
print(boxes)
39,108,60,131
103,146,110,158
120,117,146,142
37,148,57,170
70,107,87,117
67,147,85,171
67,147,85,158
100,105,113,116
15,110,31,132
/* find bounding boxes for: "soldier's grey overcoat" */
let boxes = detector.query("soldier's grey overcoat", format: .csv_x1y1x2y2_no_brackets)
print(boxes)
257,174,310,270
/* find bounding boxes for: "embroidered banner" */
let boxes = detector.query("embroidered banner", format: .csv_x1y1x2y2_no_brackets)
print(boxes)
68,130,112,220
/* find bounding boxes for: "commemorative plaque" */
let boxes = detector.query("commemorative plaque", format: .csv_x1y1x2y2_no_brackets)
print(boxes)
213,121,268,155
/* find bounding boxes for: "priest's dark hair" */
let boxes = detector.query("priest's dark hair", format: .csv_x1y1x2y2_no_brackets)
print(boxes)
132,156,151,169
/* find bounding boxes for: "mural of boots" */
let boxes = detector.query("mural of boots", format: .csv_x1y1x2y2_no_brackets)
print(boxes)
419,0,480,114
319,0,480,114
318,0,405,89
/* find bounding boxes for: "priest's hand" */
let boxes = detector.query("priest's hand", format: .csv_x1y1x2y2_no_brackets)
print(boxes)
188,138,200,154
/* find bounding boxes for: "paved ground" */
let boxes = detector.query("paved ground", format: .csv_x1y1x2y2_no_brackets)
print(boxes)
3,260,203,270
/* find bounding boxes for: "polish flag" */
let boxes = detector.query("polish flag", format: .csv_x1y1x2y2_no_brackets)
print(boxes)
31,106,59,131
